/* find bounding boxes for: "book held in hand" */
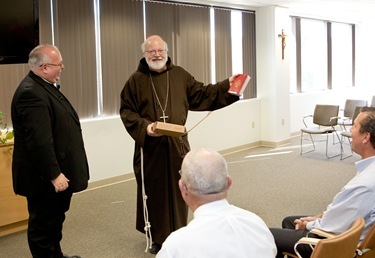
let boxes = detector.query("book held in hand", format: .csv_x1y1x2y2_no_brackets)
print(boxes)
152,122,186,137
228,74,251,96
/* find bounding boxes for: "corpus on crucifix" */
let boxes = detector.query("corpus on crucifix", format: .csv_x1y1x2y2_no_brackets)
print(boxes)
278,29,287,60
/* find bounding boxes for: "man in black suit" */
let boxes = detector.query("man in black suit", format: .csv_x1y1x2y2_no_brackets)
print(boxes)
11,44,90,258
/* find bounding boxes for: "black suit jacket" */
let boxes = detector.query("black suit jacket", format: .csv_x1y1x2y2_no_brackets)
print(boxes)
11,71,89,197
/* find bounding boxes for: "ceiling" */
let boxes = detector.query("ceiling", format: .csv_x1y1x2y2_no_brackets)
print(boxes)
174,0,375,23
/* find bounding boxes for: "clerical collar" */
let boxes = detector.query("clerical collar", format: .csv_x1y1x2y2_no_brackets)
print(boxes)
41,77,60,89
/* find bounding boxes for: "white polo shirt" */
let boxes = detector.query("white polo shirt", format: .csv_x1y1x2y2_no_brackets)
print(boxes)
157,199,277,258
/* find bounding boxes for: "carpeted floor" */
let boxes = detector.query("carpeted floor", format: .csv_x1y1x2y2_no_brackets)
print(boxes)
0,135,360,257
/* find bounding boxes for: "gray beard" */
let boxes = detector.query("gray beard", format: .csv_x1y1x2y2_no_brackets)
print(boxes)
147,59,167,71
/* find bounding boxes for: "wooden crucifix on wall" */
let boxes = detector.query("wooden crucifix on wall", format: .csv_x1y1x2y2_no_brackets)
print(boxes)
278,29,287,60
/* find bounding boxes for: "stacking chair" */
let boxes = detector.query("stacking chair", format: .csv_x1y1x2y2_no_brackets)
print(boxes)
293,217,365,258
354,222,375,258
300,104,340,159
338,99,368,129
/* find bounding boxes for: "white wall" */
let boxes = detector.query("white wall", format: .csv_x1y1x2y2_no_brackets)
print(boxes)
80,117,134,182
81,99,261,183
256,6,291,144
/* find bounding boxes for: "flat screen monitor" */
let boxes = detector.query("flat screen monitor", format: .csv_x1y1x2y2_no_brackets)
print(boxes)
0,0,39,64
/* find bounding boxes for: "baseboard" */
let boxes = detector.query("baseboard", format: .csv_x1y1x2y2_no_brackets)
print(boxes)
219,142,261,155
260,138,291,148
291,131,301,137
83,139,295,190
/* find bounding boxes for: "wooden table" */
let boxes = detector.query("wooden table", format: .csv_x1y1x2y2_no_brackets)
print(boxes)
0,143,28,236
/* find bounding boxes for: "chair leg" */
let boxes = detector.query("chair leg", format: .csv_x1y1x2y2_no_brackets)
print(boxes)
282,252,298,258
300,131,315,155
325,131,341,159
333,127,342,145
301,131,341,159
340,136,353,160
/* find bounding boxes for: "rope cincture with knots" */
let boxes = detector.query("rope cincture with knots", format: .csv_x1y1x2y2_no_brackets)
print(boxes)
140,147,153,252
140,111,212,252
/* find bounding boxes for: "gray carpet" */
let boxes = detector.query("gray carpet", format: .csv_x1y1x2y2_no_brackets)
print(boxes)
0,135,359,257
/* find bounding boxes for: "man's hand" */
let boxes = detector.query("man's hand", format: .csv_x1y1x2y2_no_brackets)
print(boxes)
229,74,240,84
51,173,70,192
147,123,162,137
294,216,318,230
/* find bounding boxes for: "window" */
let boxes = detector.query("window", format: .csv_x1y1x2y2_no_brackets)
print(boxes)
290,17,355,93
300,19,327,92
331,23,353,89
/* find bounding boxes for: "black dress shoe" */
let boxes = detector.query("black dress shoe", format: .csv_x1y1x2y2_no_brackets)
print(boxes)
149,243,161,254
62,254,81,258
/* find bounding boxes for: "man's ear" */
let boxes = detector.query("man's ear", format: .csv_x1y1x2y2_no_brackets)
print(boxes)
178,179,187,195
227,175,233,190
363,132,370,144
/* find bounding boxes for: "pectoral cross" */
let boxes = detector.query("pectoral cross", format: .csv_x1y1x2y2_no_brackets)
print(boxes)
278,29,287,60
160,112,168,123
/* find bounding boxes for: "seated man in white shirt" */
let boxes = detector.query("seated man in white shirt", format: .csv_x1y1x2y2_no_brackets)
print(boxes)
156,147,277,258
270,106,375,257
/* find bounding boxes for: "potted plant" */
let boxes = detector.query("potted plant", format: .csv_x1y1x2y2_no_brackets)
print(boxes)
0,111,14,145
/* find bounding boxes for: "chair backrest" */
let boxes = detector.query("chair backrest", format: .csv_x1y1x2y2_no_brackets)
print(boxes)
343,99,368,118
313,104,339,126
311,217,365,258
355,222,375,258
351,106,364,124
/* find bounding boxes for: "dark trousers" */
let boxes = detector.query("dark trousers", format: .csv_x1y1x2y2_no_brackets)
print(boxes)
27,188,72,258
270,215,321,258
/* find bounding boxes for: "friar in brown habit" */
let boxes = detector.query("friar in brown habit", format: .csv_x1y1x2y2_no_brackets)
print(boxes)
119,35,239,254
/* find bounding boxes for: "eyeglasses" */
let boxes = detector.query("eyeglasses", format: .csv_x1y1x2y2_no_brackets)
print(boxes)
144,49,167,56
40,63,64,68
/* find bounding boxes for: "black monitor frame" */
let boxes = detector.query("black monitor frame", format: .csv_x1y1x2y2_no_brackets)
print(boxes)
0,0,39,64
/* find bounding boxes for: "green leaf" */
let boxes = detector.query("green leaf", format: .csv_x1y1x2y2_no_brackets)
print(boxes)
6,131,14,140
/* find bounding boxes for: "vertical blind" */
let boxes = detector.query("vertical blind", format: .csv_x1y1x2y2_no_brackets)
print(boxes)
215,9,232,82
242,11,256,99
0,65,28,126
100,0,144,116
175,5,211,83
145,2,177,65
145,1,257,92
0,0,257,125
146,1,211,83
55,0,98,118
145,1,176,54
